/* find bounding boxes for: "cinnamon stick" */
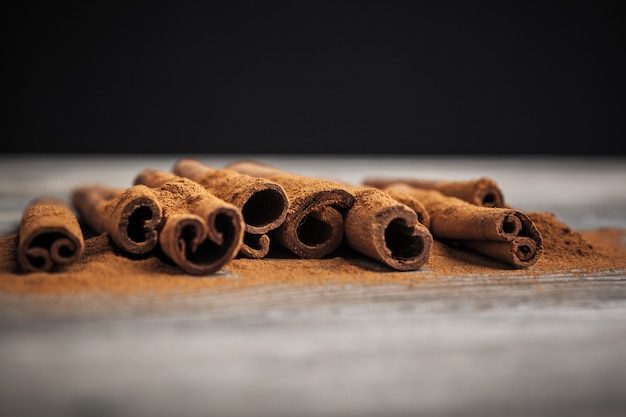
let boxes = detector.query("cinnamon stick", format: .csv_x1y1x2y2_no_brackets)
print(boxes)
72,184,163,255
379,183,542,268
225,160,355,258
17,198,85,273
171,158,289,259
344,186,433,270
133,169,244,275
364,176,505,207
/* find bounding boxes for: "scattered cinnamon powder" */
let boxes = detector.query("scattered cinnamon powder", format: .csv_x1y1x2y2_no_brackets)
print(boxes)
526,211,624,273
1,210,624,295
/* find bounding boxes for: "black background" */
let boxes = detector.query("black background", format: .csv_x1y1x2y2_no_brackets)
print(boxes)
3,1,625,155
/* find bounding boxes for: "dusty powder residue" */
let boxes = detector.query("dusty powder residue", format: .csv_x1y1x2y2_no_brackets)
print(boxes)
527,211,624,273
1,211,625,295
154,178,220,213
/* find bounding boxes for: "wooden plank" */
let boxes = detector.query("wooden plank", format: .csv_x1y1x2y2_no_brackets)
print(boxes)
1,155,625,417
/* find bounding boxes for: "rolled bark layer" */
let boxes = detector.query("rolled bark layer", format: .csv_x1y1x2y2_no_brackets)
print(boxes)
344,187,433,271
381,184,542,268
378,187,430,228
17,198,85,273
364,176,505,207
72,185,162,255
134,169,244,275
226,160,355,258
171,158,289,258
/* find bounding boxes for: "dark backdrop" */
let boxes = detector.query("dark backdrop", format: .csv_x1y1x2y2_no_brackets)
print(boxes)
3,1,625,155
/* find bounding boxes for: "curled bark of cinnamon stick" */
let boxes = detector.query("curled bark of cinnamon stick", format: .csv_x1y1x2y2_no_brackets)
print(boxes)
171,158,289,259
72,185,163,255
133,169,244,275
364,176,505,208
377,187,431,228
344,187,433,271
17,198,85,273
379,183,542,268
225,160,355,258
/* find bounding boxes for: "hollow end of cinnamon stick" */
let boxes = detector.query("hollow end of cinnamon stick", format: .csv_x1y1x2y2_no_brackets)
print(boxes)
72,185,163,255
159,205,244,275
17,198,85,273
238,185,288,234
345,189,433,271
275,192,353,258
500,213,522,236
113,191,163,255
471,177,505,208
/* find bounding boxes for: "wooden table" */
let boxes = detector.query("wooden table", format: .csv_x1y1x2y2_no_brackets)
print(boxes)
1,155,625,417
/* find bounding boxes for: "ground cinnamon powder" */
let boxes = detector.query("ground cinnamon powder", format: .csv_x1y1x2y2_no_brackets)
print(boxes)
0,210,624,295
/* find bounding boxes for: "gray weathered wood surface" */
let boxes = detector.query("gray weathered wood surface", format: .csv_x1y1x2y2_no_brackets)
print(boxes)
1,155,625,417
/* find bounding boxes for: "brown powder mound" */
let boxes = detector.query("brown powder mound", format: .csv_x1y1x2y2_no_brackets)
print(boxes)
529,212,594,258
527,211,624,273
1,211,625,295
422,211,626,275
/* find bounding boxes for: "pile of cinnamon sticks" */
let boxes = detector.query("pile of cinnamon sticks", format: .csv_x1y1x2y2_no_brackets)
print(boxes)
15,159,543,275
